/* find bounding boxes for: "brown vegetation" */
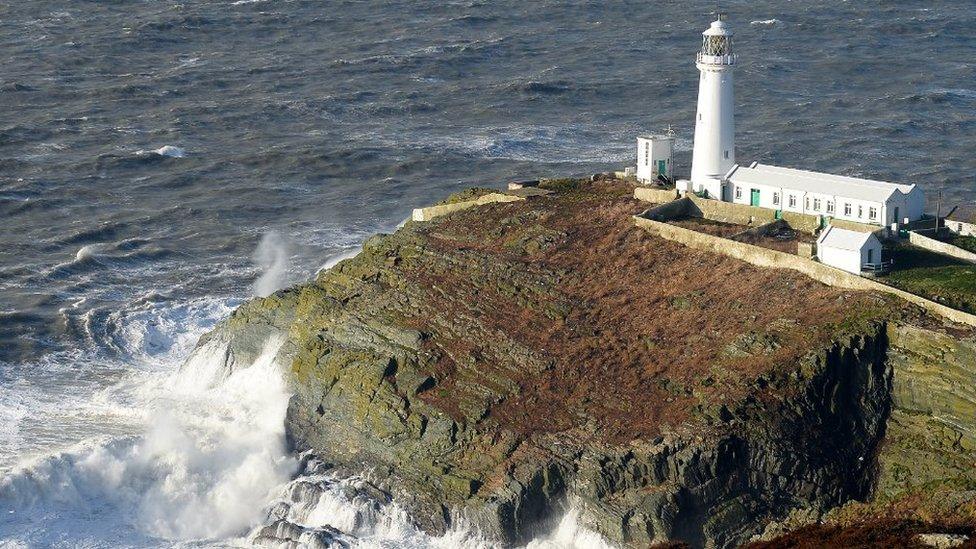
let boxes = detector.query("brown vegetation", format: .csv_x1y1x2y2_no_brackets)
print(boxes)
396,179,891,443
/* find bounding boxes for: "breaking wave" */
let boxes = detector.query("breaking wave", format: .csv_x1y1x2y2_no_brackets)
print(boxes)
135,145,187,158
0,308,294,545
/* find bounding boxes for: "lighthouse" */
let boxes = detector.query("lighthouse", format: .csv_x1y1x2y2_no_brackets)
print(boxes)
690,14,737,199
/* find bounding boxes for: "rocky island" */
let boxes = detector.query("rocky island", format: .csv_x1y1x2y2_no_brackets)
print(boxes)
188,178,976,548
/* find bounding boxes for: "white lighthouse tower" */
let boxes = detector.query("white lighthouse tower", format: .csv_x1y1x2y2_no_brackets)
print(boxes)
690,14,737,199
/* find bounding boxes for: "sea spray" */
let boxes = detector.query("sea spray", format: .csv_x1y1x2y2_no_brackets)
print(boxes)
0,335,296,545
252,231,290,297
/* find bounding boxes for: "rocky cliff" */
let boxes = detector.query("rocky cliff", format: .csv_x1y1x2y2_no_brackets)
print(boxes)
187,178,976,548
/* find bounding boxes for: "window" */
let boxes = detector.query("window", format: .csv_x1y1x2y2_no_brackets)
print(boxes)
826,201,835,214
813,198,822,211
869,207,877,220
844,203,852,216
773,192,780,206
789,194,797,208
735,187,742,200
858,205,864,218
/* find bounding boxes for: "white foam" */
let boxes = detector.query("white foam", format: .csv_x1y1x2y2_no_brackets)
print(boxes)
0,335,295,545
524,508,617,549
138,145,186,158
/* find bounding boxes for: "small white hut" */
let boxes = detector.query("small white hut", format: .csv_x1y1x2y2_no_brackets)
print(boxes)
816,226,884,275
947,206,976,237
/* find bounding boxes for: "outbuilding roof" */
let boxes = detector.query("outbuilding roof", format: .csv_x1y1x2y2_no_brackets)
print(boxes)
947,205,976,224
727,163,918,204
816,226,879,251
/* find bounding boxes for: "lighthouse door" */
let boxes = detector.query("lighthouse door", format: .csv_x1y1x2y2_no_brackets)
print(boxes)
750,189,760,206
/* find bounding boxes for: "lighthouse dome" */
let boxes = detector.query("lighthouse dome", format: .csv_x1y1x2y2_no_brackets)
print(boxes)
703,19,733,37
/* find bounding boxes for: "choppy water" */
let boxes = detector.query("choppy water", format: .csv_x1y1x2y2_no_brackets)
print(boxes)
1,1,974,546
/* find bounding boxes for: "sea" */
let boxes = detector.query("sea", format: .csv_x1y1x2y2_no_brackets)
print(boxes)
0,1,974,547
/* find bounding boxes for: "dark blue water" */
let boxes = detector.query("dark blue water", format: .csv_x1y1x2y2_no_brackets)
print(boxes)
1,1,974,546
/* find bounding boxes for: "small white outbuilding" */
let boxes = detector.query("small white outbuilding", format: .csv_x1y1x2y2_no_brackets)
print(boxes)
816,226,884,275
636,134,675,185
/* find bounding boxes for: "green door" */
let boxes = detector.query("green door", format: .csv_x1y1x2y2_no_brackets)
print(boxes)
657,160,667,176
750,189,760,206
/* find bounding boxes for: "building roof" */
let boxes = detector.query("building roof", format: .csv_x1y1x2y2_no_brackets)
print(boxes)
816,226,879,251
947,205,976,224
727,163,918,204
637,134,676,142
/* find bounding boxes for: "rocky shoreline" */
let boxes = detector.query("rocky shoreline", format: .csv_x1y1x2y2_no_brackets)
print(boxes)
184,178,976,548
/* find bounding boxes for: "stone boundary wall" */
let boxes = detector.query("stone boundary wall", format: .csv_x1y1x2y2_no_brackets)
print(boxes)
635,190,881,235
908,231,976,264
412,193,524,222
633,215,976,328
641,197,692,221
730,220,789,241
633,187,680,204
830,218,885,234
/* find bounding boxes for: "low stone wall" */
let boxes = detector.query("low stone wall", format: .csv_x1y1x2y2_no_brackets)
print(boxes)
908,231,976,264
687,196,844,235
633,187,680,204
637,192,881,236
640,197,692,221
730,220,789,241
829,218,883,234
412,193,524,222
633,215,976,328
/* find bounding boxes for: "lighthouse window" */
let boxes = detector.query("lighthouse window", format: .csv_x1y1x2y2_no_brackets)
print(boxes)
844,203,852,216
869,207,877,220
773,192,780,206
789,195,796,208
702,35,733,56
826,201,835,214
735,187,742,200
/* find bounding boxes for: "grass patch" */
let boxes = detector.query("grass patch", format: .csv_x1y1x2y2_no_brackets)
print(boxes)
948,234,976,254
883,244,976,314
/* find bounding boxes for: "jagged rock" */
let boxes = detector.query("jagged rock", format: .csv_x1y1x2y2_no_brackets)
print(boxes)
250,520,349,548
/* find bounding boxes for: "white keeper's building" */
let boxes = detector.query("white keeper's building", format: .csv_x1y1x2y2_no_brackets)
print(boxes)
725,163,926,227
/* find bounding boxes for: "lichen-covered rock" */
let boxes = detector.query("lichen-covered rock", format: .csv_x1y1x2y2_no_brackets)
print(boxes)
190,179,976,547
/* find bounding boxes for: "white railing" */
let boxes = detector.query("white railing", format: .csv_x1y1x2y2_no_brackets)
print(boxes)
861,260,894,274
696,53,737,66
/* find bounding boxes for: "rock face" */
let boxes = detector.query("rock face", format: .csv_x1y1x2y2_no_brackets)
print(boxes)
190,179,976,547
